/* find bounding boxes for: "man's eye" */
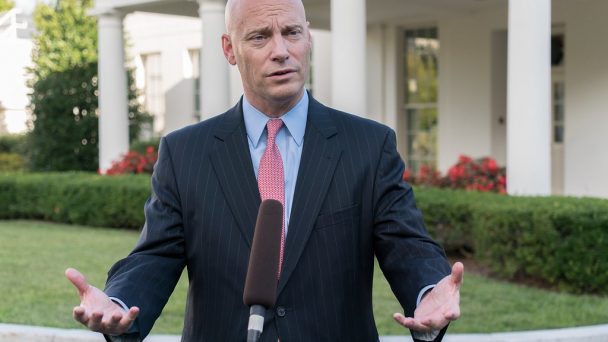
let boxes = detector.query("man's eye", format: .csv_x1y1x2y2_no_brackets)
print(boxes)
252,35,266,41
288,30,301,36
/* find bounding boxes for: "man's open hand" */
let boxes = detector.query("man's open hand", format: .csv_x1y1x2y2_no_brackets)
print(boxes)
393,262,463,333
65,268,139,335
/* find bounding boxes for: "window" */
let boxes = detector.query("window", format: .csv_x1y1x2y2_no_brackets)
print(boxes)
552,82,564,143
187,49,201,120
551,34,564,144
141,53,164,133
403,28,439,171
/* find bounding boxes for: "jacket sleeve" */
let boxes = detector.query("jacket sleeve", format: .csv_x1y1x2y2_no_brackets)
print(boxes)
372,128,451,332
104,136,187,340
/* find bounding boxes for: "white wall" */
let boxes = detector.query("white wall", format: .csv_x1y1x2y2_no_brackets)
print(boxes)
367,24,384,124
558,0,608,197
434,1,608,197
311,29,331,107
490,30,508,166
366,23,399,133
124,12,201,135
437,8,508,172
0,34,32,133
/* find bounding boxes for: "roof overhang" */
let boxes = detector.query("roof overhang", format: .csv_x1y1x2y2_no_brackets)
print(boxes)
91,0,507,29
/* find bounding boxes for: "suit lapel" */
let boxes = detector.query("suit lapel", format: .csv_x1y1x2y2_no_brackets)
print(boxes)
210,100,260,248
278,97,341,296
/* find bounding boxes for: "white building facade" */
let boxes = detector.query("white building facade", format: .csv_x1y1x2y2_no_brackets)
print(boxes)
91,0,608,198
0,8,34,134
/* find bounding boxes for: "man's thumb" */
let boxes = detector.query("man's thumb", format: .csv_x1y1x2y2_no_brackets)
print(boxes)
65,268,89,296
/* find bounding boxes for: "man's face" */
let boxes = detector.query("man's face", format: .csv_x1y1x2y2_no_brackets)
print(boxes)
223,0,312,113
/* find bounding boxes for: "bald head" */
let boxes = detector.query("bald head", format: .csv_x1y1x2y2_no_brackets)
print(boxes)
221,0,312,116
225,0,307,34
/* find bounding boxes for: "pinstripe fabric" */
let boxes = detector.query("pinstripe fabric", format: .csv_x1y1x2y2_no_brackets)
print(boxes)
104,95,451,342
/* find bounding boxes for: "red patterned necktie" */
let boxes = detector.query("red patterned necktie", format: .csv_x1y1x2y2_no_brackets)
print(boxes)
258,119,285,278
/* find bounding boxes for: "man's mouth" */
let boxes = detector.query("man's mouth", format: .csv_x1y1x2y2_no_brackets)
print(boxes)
268,69,296,77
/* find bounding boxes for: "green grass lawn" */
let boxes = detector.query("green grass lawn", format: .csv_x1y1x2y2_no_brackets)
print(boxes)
1,220,607,335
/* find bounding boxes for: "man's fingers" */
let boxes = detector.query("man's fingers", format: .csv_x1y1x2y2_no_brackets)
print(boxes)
118,306,139,330
444,308,460,320
420,314,447,329
87,310,103,332
392,313,432,332
103,311,124,332
73,306,88,324
65,268,89,296
451,262,464,287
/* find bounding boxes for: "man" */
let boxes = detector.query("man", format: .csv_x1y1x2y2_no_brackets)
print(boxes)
66,0,463,340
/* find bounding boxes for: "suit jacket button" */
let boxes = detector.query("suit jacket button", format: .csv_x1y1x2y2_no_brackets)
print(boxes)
276,306,286,317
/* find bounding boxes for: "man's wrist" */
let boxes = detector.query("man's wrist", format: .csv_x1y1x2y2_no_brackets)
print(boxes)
109,297,130,312
411,285,440,341
107,297,140,339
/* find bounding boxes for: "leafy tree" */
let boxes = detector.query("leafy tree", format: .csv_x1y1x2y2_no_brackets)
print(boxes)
28,0,149,171
0,0,14,12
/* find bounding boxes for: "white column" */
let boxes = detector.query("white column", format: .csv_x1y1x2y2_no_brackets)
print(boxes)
199,0,231,120
507,0,552,195
330,0,366,116
97,10,129,173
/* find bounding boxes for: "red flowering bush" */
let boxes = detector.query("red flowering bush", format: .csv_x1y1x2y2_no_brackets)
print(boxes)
446,155,506,193
403,155,506,194
403,163,444,187
105,146,158,175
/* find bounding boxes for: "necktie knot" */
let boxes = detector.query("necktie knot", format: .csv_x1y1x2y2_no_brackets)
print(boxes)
266,119,283,141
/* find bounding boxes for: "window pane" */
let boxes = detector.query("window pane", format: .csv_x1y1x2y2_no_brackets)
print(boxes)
552,81,565,144
554,125,564,143
142,53,164,133
554,104,564,122
404,28,439,171
406,107,438,170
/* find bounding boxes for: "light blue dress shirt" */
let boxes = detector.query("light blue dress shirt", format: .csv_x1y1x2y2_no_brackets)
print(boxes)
242,92,308,236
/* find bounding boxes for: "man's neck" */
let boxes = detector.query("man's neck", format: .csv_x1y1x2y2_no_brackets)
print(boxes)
244,90,305,118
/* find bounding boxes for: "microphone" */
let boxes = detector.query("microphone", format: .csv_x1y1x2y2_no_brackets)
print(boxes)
243,199,283,342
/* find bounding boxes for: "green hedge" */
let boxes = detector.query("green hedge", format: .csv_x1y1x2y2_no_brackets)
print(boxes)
0,153,26,172
1,173,607,294
0,172,149,229
472,196,608,294
415,187,608,294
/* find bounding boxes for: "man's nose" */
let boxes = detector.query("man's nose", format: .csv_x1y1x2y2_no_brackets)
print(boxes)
270,35,289,62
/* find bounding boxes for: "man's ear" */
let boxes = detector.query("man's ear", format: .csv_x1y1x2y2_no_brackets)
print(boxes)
222,34,237,65
306,21,312,45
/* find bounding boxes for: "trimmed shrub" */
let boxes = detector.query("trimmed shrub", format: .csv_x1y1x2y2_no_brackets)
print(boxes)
414,187,481,253
1,173,607,294
0,153,25,172
473,196,608,294
0,172,150,229
414,187,608,294
0,134,27,154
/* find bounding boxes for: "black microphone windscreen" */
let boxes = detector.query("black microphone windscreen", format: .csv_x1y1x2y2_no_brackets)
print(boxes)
243,199,283,308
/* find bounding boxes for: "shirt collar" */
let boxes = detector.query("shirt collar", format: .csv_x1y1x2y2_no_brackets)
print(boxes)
243,91,308,148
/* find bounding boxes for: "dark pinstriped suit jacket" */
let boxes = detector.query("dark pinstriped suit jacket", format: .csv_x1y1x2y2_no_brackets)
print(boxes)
104,95,451,341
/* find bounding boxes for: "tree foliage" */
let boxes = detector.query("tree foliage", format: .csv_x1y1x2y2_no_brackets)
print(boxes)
28,0,149,171
0,0,14,12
